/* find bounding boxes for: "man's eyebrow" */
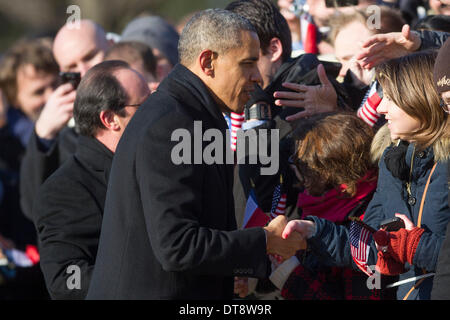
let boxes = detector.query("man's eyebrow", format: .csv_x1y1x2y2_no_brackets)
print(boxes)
81,48,99,61
240,57,259,63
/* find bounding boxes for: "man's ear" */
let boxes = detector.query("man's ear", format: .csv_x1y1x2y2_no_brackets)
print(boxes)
99,109,120,131
267,37,283,63
198,49,215,77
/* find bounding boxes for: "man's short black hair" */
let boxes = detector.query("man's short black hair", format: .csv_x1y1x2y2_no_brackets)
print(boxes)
226,0,292,62
74,60,130,137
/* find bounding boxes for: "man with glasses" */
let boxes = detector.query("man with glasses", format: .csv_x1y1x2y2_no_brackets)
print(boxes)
32,60,150,299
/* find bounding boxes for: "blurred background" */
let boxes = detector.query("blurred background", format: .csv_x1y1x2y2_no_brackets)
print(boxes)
0,0,231,52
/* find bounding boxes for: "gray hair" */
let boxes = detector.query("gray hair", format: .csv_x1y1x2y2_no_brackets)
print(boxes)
178,8,256,66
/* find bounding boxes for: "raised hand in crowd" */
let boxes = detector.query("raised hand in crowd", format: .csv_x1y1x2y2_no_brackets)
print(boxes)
264,215,306,260
34,82,76,140
356,24,421,69
274,64,338,122
347,56,374,88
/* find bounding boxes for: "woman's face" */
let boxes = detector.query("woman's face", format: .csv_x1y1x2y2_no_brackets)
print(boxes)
377,96,421,141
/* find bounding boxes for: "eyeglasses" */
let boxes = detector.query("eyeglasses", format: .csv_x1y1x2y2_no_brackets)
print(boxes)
124,94,151,108
440,98,450,114
288,154,298,166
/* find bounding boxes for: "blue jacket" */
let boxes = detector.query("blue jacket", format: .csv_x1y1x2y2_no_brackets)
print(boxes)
307,136,450,300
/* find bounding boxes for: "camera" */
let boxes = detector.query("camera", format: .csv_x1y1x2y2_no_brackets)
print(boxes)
244,102,272,121
325,0,359,7
59,72,81,89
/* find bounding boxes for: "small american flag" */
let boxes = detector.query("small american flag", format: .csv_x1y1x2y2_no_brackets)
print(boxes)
270,183,287,219
349,220,375,277
230,112,245,152
357,81,382,127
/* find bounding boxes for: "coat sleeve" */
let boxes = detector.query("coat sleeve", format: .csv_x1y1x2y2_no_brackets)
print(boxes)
34,176,101,300
418,30,449,51
135,111,268,278
19,129,59,222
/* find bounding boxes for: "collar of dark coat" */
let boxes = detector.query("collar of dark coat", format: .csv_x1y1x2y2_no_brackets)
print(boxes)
157,63,228,133
158,64,234,195
75,135,114,182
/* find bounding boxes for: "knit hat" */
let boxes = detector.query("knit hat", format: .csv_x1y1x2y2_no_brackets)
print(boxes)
121,16,179,67
433,37,450,94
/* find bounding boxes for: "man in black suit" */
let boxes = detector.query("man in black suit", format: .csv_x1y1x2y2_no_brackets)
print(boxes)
33,60,150,299
87,9,304,300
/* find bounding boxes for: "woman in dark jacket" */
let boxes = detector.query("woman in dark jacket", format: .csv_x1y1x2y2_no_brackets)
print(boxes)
283,50,450,300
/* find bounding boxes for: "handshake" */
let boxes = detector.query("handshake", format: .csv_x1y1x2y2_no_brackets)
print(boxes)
234,217,316,298
263,216,316,260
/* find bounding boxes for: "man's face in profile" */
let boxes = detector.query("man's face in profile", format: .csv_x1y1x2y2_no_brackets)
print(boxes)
209,30,262,113
53,21,109,77
57,37,105,77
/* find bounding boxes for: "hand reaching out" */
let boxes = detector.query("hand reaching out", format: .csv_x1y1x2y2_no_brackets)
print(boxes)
274,64,338,122
264,215,306,260
282,219,316,240
347,57,375,88
355,24,421,70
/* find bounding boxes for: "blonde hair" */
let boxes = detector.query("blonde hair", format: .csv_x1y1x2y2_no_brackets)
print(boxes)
328,6,405,45
376,50,449,154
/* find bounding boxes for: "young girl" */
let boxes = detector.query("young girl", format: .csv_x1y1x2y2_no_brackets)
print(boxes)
283,50,450,300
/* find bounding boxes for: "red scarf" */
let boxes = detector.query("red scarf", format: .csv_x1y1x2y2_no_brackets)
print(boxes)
297,170,378,223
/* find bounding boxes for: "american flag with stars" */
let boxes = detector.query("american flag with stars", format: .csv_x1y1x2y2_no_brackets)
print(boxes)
270,179,287,219
349,219,375,277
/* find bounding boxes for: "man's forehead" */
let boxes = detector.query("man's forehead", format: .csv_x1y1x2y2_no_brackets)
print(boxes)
18,64,54,80
53,21,105,66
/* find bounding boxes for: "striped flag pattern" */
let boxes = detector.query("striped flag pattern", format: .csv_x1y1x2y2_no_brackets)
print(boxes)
357,81,382,127
349,220,374,277
230,112,245,151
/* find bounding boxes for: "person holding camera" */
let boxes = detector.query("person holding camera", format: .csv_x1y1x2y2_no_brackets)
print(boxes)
19,20,111,222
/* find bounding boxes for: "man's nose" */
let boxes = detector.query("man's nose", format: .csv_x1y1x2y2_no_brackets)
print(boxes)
78,62,89,78
251,67,263,86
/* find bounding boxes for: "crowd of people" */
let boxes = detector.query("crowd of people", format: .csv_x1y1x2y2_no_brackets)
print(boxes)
0,0,448,301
